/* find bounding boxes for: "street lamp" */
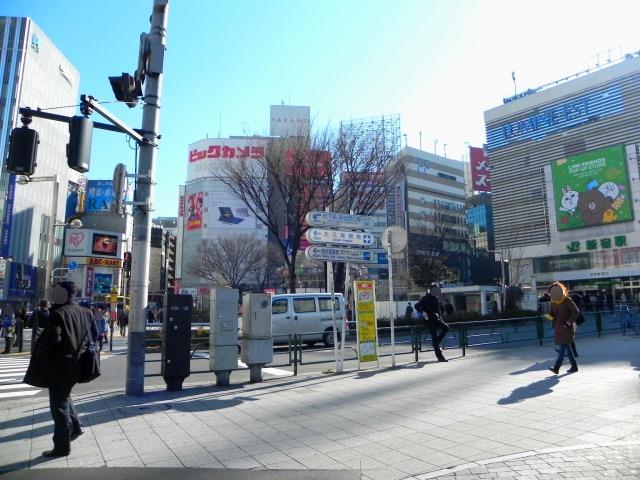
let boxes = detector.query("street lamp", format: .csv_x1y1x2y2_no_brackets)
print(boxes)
16,174,59,296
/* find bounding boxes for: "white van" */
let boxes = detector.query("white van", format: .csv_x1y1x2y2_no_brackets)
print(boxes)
271,293,345,347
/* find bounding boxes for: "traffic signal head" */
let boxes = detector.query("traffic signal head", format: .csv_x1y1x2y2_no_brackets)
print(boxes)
7,127,39,176
108,72,142,108
66,116,92,173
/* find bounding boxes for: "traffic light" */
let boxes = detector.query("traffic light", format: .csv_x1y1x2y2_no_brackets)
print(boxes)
108,72,142,108
7,126,39,176
66,116,92,173
123,252,132,278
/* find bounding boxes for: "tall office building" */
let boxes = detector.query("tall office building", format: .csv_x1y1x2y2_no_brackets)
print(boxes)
0,17,80,305
484,52,640,297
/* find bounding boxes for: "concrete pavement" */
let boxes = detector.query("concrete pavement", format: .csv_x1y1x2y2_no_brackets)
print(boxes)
0,333,639,479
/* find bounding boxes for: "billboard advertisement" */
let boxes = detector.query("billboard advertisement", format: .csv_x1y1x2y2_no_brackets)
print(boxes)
270,105,310,137
209,198,258,230
552,145,633,231
64,229,123,258
93,273,113,294
187,138,266,182
85,180,115,213
186,192,203,231
469,146,491,192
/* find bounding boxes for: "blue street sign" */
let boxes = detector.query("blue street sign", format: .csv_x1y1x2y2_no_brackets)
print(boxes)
67,261,78,271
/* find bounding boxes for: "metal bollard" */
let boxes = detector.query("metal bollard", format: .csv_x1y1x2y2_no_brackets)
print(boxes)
537,317,544,346
596,312,602,337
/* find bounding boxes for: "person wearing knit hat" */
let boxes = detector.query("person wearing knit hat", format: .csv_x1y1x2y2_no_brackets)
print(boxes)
546,281,579,375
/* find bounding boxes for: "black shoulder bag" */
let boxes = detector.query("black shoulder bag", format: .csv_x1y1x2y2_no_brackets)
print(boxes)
77,327,101,383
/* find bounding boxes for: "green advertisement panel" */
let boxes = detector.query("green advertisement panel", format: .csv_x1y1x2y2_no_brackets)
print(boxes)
552,145,633,231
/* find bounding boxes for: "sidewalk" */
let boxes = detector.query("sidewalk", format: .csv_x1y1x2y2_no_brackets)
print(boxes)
1,334,639,479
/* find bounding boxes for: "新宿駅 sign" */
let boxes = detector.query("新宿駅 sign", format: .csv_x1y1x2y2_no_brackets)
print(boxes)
306,211,375,230
305,246,378,264
306,228,374,247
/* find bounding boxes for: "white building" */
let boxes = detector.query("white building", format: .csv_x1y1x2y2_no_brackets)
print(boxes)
0,17,81,305
484,53,640,300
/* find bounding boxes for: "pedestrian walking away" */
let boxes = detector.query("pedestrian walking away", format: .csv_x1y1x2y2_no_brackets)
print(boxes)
404,302,414,323
24,281,95,457
30,300,50,355
415,283,449,362
1,308,15,354
546,281,579,375
118,308,129,337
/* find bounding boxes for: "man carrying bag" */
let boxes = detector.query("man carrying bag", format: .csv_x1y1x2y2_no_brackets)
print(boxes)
24,281,99,457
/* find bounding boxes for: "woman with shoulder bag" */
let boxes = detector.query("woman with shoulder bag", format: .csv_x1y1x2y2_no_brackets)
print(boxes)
546,282,579,374
1,310,15,354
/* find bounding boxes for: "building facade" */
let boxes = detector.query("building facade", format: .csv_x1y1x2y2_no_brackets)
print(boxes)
0,17,81,307
394,147,470,294
484,53,640,299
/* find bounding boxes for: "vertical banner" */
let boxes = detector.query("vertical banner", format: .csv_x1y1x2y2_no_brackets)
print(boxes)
1,174,16,258
85,267,94,298
354,280,378,364
470,146,491,192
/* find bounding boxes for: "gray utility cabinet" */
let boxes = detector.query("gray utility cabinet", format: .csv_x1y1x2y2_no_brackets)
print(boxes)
240,293,273,383
209,288,239,385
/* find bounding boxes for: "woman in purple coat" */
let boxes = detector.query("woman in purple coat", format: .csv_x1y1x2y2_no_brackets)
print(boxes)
547,282,579,374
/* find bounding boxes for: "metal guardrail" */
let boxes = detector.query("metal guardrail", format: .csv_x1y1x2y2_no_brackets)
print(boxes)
143,308,639,377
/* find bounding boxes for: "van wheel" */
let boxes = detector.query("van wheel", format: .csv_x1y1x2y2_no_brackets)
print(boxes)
323,329,341,347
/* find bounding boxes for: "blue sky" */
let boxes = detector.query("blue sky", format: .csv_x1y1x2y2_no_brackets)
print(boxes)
4,0,640,216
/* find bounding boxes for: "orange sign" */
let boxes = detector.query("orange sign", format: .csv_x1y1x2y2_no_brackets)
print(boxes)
88,257,123,268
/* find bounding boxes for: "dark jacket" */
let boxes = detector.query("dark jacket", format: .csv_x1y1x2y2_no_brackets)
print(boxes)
31,307,50,334
550,297,579,345
416,294,441,322
33,302,94,386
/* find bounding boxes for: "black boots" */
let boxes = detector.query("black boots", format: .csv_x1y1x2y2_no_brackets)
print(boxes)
548,363,561,374
567,363,578,374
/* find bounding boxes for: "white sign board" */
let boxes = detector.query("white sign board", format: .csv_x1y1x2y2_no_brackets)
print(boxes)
306,228,374,246
270,105,310,137
306,211,375,230
187,138,266,182
305,246,377,264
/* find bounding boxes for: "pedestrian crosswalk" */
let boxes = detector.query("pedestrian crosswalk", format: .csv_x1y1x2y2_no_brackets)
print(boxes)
0,356,41,399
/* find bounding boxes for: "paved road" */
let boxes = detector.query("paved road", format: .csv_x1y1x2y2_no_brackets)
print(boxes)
1,332,638,479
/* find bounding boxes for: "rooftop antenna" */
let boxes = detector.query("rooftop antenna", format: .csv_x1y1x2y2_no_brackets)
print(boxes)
419,131,422,150
444,143,448,158
511,70,517,95
433,139,438,155
403,134,408,148
218,109,222,138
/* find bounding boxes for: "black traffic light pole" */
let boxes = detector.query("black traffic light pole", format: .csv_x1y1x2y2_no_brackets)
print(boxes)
18,106,152,138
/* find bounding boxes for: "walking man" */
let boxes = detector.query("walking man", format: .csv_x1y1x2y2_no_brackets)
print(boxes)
416,284,450,362
30,281,94,457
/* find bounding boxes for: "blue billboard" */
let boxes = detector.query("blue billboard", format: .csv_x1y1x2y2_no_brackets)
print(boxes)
85,180,115,213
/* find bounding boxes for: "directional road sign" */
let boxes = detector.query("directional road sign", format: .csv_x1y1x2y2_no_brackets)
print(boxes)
305,246,378,264
306,228,374,247
306,211,375,230
67,261,78,271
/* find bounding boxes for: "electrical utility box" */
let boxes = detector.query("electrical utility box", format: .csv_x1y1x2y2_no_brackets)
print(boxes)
240,293,273,383
161,294,192,391
209,288,239,386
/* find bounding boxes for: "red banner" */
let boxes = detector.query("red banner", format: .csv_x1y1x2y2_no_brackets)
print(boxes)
186,192,203,230
470,146,491,192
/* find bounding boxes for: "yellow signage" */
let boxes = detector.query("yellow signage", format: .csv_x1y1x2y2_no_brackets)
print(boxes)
88,257,123,268
110,294,118,303
354,280,378,363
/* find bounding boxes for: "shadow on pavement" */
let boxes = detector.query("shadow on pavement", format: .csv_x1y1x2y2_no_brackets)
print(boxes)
510,361,550,375
498,375,563,405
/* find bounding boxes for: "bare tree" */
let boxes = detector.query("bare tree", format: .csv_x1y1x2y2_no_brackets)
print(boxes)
247,243,284,291
188,235,266,289
218,126,400,293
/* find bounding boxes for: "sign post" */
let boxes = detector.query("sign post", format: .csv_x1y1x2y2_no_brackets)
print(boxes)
305,211,376,373
381,226,407,368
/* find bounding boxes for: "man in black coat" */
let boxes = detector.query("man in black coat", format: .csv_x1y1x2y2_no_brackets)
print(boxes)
33,281,94,457
415,283,450,362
